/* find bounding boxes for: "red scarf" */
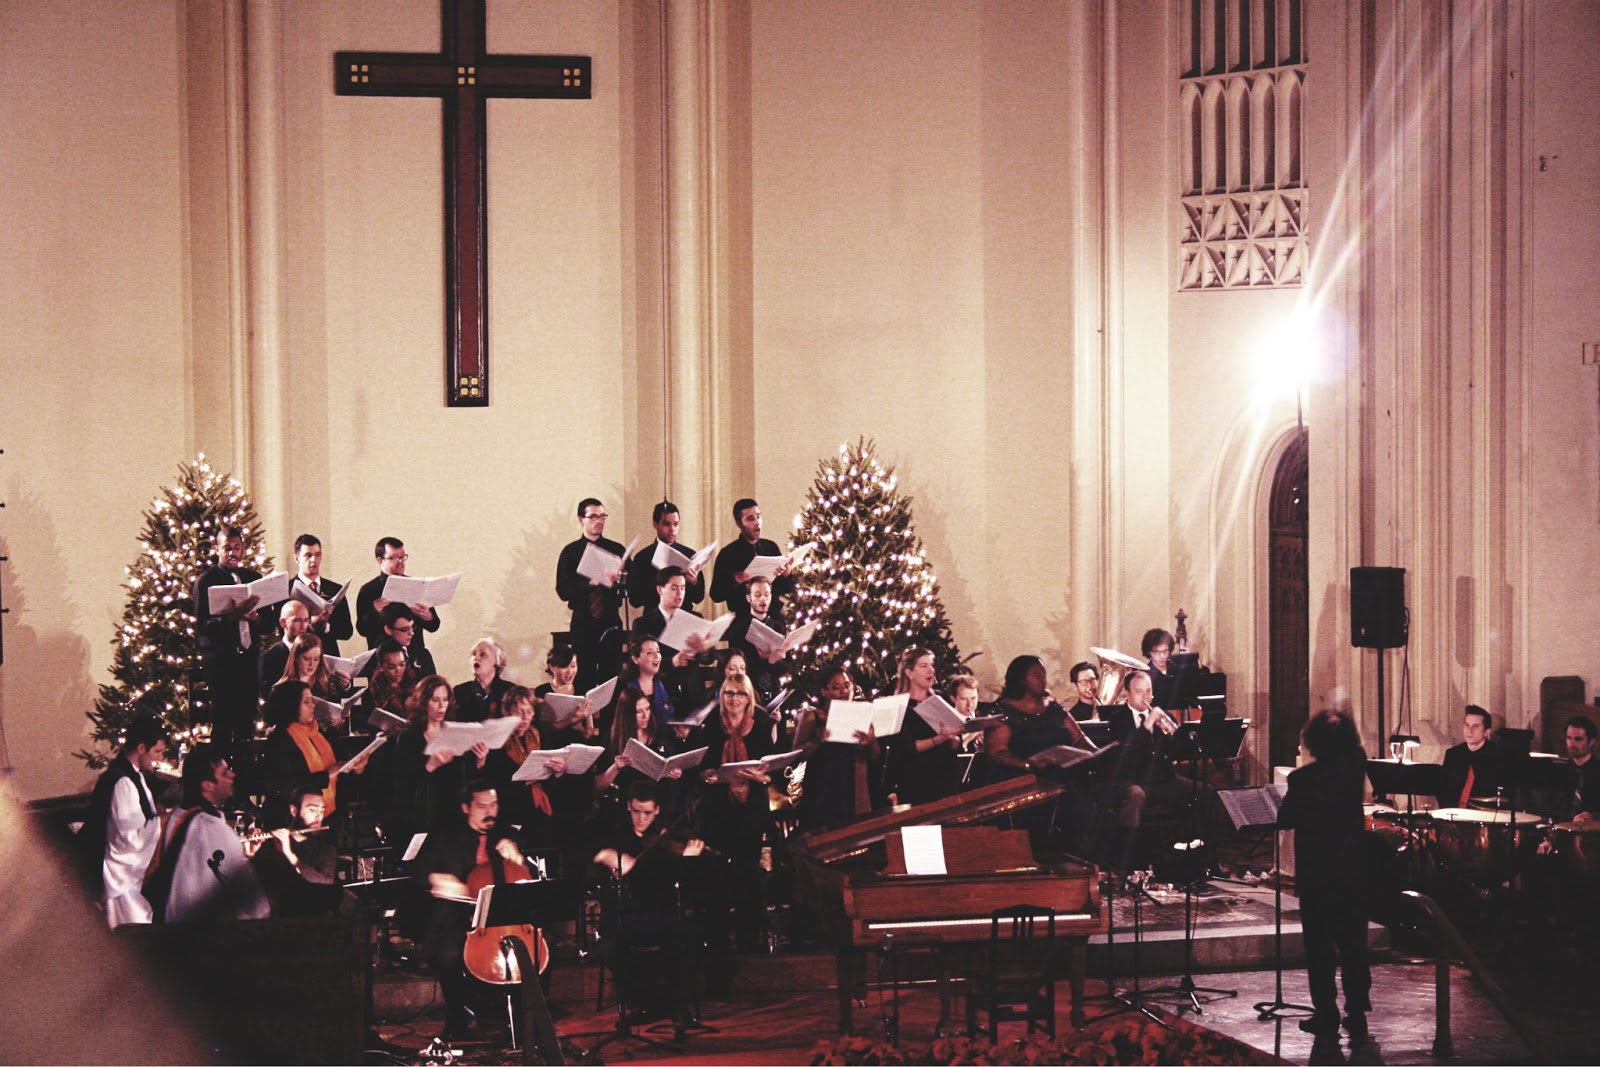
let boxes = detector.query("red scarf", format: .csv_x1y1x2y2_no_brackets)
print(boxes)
721,710,753,803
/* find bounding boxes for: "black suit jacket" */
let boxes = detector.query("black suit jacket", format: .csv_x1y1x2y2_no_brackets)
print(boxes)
1101,704,1159,783
356,572,442,650
194,564,267,654
258,640,294,696
627,540,707,611
1438,740,1506,807
1277,750,1368,898
293,574,355,655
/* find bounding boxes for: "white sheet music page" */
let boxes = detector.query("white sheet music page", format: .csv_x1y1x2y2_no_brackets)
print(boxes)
901,825,947,876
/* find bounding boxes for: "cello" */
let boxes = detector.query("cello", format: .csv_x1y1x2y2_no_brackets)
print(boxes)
461,848,549,984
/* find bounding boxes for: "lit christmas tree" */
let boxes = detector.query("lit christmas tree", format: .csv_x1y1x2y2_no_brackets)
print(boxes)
787,439,967,697
78,455,272,766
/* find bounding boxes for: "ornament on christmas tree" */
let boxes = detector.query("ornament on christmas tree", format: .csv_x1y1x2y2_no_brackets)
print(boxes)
78,455,271,767
787,438,968,697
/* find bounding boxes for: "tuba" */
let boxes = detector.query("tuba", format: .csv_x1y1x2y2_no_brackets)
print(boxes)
1089,646,1146,707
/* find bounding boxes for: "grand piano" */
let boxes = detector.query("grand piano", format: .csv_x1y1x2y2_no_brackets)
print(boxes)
790,775,1108,1033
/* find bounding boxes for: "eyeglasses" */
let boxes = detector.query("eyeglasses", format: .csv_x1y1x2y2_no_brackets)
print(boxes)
391,623,415,634
721,691,749,700
583,512,609,521
383,552,408,562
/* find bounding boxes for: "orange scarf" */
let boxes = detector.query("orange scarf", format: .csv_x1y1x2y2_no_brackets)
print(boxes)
288,721,338,812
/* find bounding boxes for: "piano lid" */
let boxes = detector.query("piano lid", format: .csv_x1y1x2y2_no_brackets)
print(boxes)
794,774,1064,865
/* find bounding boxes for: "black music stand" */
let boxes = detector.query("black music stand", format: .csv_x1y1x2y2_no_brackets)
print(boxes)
1366,759,1444,887
1167,718,1249,881
1143,720,1245,1016
571,872,681,1059
472,881,566,1063
1217,785,1315,1021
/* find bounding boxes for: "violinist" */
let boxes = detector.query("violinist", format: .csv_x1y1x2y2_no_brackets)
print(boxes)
409,780,525,1042
590,780,703,1034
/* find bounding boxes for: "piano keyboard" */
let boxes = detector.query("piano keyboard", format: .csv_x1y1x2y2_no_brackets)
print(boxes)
865,912,1094,934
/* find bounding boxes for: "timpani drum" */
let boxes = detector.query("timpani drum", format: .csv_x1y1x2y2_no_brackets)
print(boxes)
1546,820,1600,879
1429,807,1541,884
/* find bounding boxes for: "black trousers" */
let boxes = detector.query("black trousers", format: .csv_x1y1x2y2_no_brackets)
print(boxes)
199,647,259,742
1299,890,1372,1021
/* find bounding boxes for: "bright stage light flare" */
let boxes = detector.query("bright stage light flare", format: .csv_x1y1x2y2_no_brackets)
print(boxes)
1251,305,1326,408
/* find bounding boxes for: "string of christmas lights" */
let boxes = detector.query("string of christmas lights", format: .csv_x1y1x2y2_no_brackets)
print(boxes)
78,455,272,767
786,438,966,697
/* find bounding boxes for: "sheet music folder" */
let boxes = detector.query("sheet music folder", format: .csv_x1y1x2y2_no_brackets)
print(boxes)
472,878,565,931
1168,717,1248,760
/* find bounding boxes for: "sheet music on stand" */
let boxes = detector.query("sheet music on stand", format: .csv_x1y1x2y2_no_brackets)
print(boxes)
899,825,947,876
1218,783,1287,830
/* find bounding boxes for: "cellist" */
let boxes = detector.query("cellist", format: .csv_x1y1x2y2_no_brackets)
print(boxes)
409,779,525,1041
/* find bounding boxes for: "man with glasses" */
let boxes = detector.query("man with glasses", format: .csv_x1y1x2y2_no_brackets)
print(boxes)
377,603,436,678
356,536,442,652
144,745,271,923
1064,661,1102,722
556,498,627,689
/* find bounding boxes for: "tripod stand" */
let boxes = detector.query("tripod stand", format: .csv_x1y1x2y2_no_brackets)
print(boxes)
1141,851,1238,1016
572,873,681,1058
1144,723,1239,1016
1252,821,1314,1019
1092,869,1169,1026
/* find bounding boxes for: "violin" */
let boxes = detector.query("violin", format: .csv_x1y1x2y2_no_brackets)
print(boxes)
461,849,550,985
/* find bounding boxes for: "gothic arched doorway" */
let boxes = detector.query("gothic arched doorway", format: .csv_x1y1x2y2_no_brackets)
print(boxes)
1268,431,1309,770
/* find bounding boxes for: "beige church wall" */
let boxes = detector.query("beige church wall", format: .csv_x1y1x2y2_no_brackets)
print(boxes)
1165,288,1305,776
1520,0,1600,728
0,1,197,798
267,0,637,686
747,0,1094,692
1106,0,1174,658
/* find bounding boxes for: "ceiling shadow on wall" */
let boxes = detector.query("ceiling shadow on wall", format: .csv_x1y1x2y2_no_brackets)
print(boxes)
489,490,620,685
1310,577,1346,719
895,471,984,683
0,479,98,797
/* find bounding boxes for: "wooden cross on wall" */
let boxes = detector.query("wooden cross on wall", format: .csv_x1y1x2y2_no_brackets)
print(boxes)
336,0,591,407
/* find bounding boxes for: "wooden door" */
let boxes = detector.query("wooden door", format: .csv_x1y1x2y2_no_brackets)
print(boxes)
1268,433,1309,770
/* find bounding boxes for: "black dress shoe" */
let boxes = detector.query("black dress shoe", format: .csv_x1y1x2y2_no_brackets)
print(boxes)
1298,1015,1339,1037
1343,1012,1369,1040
